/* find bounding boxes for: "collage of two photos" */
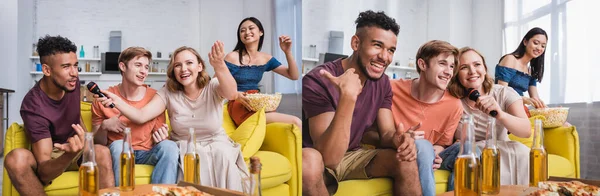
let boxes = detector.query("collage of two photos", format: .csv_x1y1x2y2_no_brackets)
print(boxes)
0,0,599,196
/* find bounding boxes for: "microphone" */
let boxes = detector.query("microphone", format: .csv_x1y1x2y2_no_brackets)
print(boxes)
86,82,115,108
465,88,497,117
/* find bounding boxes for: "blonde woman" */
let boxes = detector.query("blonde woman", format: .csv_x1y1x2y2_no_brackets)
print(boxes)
95,42,248,191
445,47,531,186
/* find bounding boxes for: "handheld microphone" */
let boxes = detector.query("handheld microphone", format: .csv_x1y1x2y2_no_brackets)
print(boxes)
466,88,497,117
86,82,115,108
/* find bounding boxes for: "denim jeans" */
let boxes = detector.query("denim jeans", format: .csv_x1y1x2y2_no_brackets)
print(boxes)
415,139,436,196
109,139,179,185
438,142,482,191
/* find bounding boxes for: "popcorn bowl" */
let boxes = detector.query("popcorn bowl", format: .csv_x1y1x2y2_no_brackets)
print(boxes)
529,107,569,128
245,93,282,112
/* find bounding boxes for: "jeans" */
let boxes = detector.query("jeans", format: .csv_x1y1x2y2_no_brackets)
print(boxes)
109,140,179,185
415,139,436,196
438,142,482,191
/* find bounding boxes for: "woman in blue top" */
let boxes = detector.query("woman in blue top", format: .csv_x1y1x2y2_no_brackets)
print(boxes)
495,27,547,109
224,17,301,128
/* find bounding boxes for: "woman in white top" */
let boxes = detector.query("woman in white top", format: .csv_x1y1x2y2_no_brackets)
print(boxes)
447,47,532,185
96,41,248,191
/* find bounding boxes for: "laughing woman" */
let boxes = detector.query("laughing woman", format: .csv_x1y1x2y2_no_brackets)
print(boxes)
446,47,532,186
95,42,249,191
224,17,301,128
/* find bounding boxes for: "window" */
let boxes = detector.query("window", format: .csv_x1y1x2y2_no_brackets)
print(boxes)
503,0,599,104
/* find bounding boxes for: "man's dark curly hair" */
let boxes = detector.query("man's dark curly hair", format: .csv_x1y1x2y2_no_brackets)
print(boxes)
36,35,77,64
355,10,400,35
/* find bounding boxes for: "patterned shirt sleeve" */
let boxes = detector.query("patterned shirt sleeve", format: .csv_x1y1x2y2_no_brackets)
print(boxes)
265,57,282,72
495,65,517,83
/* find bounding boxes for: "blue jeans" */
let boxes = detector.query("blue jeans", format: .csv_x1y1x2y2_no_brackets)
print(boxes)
109,140,179,185
438,142,482,191
415,139,436,196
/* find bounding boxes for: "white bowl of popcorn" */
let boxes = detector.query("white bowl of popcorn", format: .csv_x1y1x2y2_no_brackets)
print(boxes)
529,107,569,128
245,93,282,112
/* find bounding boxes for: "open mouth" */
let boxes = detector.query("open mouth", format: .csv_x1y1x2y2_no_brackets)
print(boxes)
438,76,450,83
179,73,191,80
67,79,77,86
466,75,480,82
136,75,145,81
370,61,385,73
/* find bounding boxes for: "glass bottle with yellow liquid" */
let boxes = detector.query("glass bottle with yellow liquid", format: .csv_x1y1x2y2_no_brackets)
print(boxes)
481,117,500,194
120,128,135,191
454,114,480,196
243,156,263,196
530,119,548,187
79,132,99,196
184,128,200,184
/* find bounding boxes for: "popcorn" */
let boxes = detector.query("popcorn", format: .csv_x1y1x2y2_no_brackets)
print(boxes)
529,107,569,128
244,93,282,112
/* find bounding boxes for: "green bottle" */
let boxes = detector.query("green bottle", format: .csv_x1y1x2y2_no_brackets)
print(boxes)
80,45,85,58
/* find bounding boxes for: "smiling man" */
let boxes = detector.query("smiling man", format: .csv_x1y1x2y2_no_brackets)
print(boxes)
5,35,114,195
302,10,423,196
390,40,463,194
91,47,179,186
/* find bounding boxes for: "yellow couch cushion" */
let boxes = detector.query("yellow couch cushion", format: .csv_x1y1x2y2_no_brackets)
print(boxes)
434,169,451,194
224,104,267,161
335,178,393,196
548,154,575,178
253,151,292,189
81,101,93,132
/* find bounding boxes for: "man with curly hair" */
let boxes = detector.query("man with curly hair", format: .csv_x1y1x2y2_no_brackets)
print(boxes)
302,10,423,196
4,35,114,195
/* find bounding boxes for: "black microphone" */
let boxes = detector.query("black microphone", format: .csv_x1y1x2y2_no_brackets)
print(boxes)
466,88,497,117
86,82,115,108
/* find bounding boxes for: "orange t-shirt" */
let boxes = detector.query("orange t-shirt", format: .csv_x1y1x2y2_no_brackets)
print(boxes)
91,85,165,151
390,79,463,147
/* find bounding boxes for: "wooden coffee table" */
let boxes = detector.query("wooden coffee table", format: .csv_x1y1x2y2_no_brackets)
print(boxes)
99,184,176,195
436,185,538,196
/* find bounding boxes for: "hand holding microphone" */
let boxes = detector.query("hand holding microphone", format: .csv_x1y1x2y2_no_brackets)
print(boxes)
465,88,498,117
86,82,115,108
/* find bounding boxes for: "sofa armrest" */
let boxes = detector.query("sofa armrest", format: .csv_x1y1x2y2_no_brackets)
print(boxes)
544,125,580,178
3,123,32,196
260,123,301,196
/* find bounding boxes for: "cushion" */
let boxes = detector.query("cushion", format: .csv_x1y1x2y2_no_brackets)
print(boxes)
509,115,545,147
81,101,93,132
548,154,575,177
253,151,292,189
222,103,238,136
226,105,267,161
335,178,393,196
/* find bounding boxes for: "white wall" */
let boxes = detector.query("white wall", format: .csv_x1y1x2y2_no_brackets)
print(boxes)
0,0,21,126
302,0,503,76
1,0,290,124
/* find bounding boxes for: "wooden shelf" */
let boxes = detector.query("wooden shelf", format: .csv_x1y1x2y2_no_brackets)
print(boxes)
388,66,416,71
302,57,319,62
30,71,102,76
30,56,100,61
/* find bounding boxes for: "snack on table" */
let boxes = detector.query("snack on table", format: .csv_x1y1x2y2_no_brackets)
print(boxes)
529,107,569,128
141,185,214,196
244,93,282,112
527,181,600,196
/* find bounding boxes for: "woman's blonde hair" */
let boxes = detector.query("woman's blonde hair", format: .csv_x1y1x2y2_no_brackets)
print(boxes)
166,46,211,92
448,47,495,98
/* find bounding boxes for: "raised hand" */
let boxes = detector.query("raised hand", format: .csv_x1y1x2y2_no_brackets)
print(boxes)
102,114,127,133
209,40,226,70
54,124,86,154
279,35,292,53
320,68,363,98
152,123,170,143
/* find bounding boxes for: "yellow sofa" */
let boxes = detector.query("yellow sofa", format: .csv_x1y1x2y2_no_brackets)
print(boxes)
333,117,580,196
3,102,302,196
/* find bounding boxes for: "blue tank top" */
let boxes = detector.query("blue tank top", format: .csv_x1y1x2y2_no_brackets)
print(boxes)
494,65,537,96
225,57,282,92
